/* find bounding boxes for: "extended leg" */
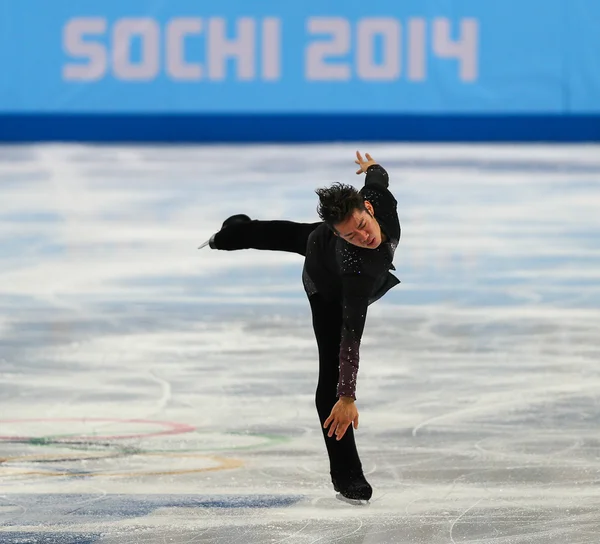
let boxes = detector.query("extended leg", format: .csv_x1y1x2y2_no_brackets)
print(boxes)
212,219,321,256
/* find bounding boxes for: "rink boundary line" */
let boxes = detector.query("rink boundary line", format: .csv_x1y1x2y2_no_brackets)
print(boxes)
0,418,195,441
0,453,243,478
0,432,290,454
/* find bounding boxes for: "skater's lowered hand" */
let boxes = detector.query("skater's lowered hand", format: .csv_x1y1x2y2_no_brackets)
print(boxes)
324,397,359,441
355,151,378,175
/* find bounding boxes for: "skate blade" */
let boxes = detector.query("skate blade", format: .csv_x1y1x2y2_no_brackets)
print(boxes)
198,234,215,250
336,493,370,506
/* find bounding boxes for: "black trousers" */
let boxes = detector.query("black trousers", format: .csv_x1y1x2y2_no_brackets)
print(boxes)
214,220,363,476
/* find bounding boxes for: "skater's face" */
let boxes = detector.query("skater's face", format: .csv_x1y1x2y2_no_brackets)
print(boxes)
334,201,383,249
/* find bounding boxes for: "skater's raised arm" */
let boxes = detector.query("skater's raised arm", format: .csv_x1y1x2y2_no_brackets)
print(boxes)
355,150,389,188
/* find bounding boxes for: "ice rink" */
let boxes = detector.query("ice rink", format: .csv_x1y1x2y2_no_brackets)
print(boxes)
1,143,600,543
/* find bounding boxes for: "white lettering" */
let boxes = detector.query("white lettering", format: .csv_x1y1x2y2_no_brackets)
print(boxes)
208,18,255,81
408,18,426,81
306,18,351,81
166,18,202,80
113,18,160,80
356,18,400,81
433,18,478,81
63,18,107,81
262,18,281,81
62,16,480,84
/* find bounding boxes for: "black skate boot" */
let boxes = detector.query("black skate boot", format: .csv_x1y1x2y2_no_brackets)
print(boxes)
331,469,372,505
198,214,252,249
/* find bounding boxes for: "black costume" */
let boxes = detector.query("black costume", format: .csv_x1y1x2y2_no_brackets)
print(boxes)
210,164,401,485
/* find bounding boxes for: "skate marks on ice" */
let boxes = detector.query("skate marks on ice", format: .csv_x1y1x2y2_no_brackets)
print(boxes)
1,144,600,542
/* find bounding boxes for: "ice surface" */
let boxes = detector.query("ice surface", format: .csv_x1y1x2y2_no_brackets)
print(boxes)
1,143,600,543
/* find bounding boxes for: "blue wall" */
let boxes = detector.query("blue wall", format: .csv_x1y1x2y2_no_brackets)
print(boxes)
1,0,599,142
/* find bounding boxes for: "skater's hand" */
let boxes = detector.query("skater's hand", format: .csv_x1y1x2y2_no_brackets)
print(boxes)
355,151,378,175
324,397,359,441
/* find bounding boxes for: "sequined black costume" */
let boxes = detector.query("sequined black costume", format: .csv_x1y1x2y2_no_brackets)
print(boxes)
211,164,400,475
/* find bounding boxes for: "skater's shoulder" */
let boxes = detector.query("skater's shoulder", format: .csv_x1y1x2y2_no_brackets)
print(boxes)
308,221,336,245
360,181,397,208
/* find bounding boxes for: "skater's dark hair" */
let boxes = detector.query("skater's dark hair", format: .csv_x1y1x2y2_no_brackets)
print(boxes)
315,183,366,231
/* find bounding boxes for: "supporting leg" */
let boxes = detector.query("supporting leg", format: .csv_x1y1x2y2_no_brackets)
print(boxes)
309,293,363,475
